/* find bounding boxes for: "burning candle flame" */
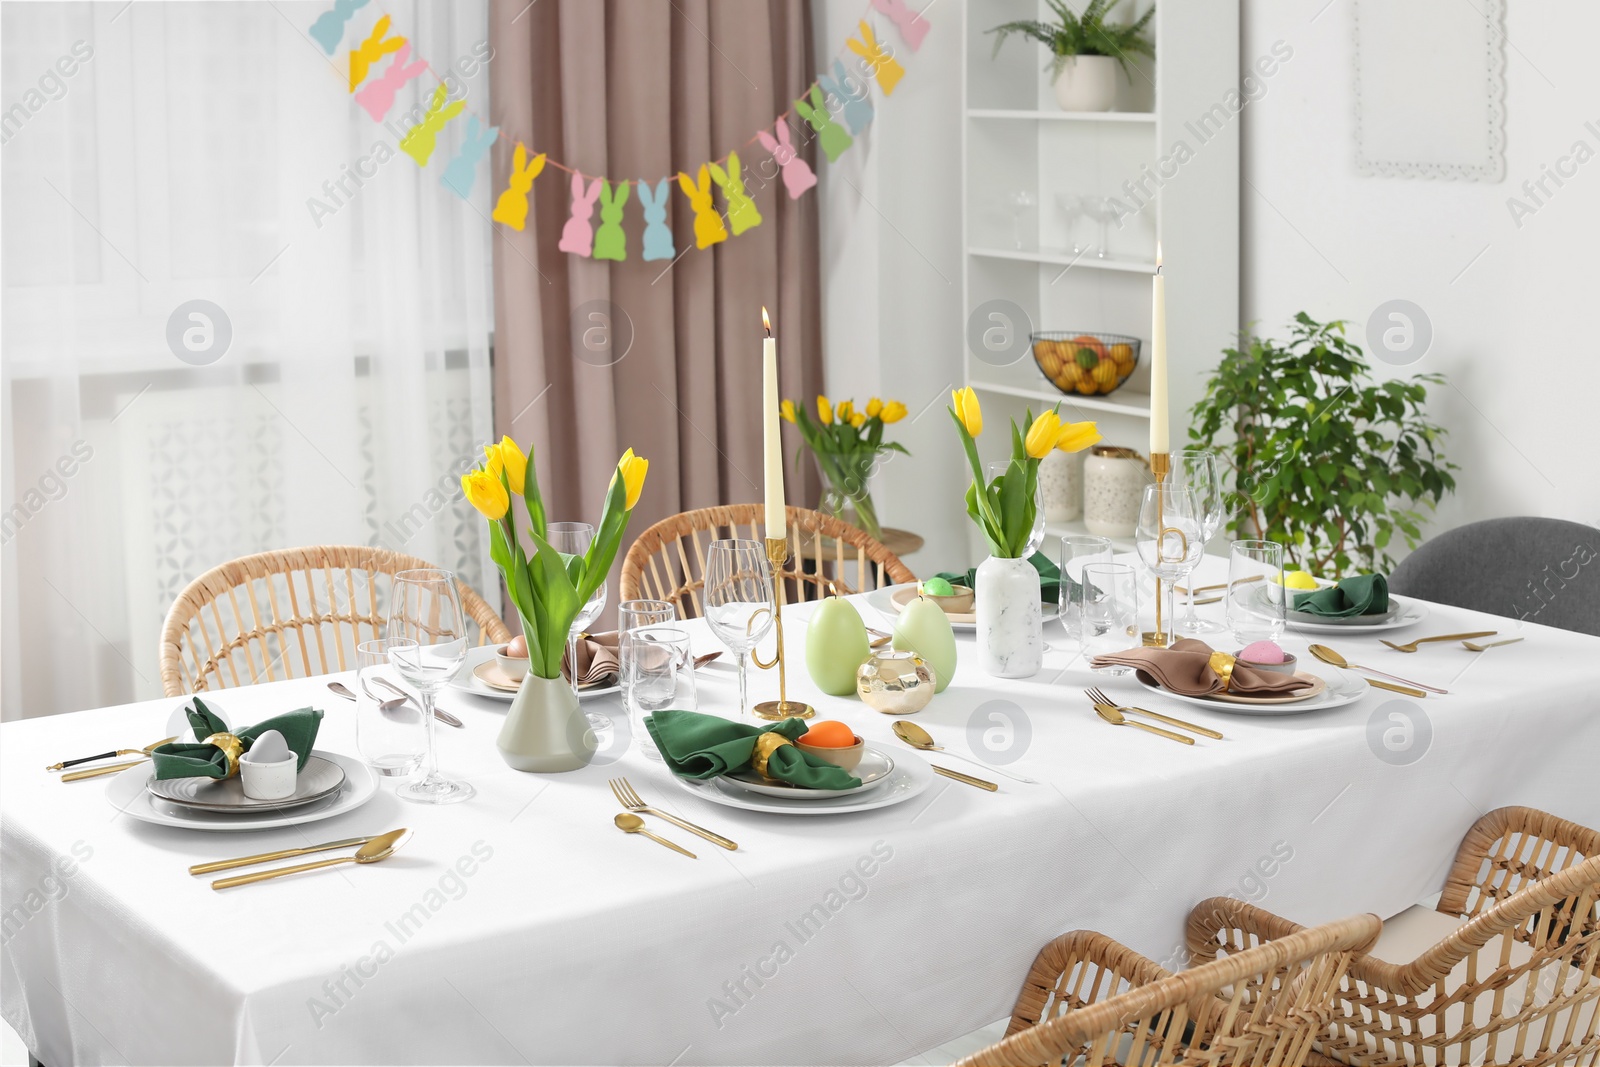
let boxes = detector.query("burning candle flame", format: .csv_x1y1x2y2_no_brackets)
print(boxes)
762,306,771,335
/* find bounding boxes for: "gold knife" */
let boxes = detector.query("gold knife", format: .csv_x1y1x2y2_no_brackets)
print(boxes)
189,837,374,875
1365,678,1427,698
934,765,998,791
1109,704,1224,740
61,759,148,782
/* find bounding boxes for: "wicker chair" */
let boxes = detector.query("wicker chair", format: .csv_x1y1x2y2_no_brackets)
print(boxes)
159,546,511,696
1188,807,1600,1066
956,913,1382,1066
619,504,916,618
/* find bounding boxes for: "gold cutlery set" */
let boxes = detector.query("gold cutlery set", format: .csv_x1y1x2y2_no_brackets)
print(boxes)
607,776,736,859
49,737,179,782
194,828,412,889
890,721,1011,789
1087,687,1222,746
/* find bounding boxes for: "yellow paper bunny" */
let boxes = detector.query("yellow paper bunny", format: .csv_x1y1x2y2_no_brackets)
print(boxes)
677,165,728,250
349,15,407,92
492,144,546,231
708,151,762,237
399,84,465,166
846,20,904,96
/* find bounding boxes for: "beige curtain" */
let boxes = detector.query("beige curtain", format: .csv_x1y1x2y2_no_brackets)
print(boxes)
487,0,823,580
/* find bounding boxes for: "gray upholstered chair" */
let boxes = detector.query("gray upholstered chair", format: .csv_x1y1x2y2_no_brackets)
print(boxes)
1388,517,1600,636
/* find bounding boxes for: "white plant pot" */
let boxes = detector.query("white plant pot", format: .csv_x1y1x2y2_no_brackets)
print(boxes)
496,673,597,773
975,555,1044,679
1053,55,1119,112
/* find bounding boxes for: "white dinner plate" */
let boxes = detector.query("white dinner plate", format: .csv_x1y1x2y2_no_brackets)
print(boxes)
146,754,346,812
106,751,376,832
448,645,620,702
721,747,897,800
865,584,1061,633
670,748,935,815
1134,672,1369,716
1285,594,1428,634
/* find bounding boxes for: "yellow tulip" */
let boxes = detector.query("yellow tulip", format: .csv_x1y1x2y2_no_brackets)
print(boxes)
951,387,982,437
880,401,908,424
1054,419,1102,454
836,400,855,423
850,412,867,429
780,399,797,424
616,448,649,510
816,395,833,424
484,436,527,495
461,468,510,521
1025,411,1062,459
865,397,884,418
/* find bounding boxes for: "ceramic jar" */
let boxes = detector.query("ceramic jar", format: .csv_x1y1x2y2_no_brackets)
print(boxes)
1083,445,1151,538
974,555,1043,678
1039,449,1083,522
496,674,597,773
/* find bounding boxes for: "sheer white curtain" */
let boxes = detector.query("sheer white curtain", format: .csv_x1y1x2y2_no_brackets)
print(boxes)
1,1,497,719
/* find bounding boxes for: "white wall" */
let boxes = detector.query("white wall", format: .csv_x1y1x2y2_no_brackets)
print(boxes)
1241,0,1600,534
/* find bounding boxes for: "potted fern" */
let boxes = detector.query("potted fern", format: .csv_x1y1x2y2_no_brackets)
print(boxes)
988,0,1155,113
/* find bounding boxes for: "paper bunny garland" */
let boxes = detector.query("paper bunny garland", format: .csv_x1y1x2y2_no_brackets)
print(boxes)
846,21,904,96
492,144,545,231
349,15,406,92
353,42,426,122
678,165,728,250
310,0,369,55
638,179,676,260
558,173,604,256
593,180,629,260
708,152,762,237
756,122,816,200
441,115,499,199
870,0,930,51
399,84,465,166
819,58,874,136
795,85,853,163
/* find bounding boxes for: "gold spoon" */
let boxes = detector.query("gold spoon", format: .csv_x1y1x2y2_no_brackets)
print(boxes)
1308,644,1448,695
1094,705,1193,745
1462,637,1524,651
614,813,696,858
1379,631,1496,654
891,721,1036,783
211,828,412,889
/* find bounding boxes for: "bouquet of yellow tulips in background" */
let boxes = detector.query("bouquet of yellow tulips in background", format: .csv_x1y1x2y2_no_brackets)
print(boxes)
780,395,909,539
461,437,648,681
949,387,1100,558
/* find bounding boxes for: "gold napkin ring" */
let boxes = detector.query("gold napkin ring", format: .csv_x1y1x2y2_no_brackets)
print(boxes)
751,732,792,780
202,732,245,779
1208,651,1236,693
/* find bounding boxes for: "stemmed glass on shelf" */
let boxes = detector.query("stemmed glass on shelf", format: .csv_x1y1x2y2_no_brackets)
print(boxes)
1134,483,1204,647
703,539,775,717
1171,449,1225,634
547,521,609,731
385,568,473,805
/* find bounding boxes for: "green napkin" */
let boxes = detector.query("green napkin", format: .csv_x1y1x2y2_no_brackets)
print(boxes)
1293,573,1390,618
150,697,323,780
644,710,863,790
935,551,1060,607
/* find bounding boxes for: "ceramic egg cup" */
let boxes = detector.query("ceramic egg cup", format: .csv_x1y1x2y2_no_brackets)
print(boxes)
1235,649,1298,676
495,645,530,682
919,584,974,614
240,753,298,800
797,736,865,773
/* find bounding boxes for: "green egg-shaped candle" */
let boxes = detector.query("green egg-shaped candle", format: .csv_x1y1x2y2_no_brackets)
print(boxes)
893,595,957,693
920,576,955,597
804,595,871,696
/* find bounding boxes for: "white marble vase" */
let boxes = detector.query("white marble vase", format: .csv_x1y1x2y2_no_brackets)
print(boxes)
975,555,1043,678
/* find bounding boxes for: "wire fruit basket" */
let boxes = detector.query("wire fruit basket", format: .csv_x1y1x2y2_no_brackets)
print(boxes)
1031,332,1141,397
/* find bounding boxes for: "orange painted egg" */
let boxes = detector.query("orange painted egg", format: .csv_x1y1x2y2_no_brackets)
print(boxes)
801,721,857,748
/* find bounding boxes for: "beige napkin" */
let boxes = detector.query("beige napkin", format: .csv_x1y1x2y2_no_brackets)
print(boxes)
1091,638,1313,696
562,631,620,689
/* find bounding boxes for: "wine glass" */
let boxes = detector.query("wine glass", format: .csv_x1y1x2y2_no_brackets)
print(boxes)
987,461,1045,559
1134,484,1204,647
704,539,775,717
1172,450,1225,634
1007,189,1037,250
548,521,608,731
385,569,473,805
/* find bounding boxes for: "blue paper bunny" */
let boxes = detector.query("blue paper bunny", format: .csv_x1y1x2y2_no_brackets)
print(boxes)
819,58,874,135
638,178,676,261
440,115,499,200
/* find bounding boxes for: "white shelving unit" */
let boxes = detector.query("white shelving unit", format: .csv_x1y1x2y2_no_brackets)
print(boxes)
960,0,1240,557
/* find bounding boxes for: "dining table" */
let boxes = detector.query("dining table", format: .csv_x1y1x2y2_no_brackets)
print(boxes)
4,553,1598,1066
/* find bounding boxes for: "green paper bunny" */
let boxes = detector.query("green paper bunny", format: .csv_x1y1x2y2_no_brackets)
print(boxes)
593,179,629,261
794,85,853,163
708,151,762,237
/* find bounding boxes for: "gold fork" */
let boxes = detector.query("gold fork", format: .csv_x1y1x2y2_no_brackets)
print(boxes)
609,778,737,851
1380,631,1496,653
1085,688,1223,740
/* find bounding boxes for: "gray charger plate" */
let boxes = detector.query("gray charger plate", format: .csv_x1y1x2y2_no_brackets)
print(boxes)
146,754,346,812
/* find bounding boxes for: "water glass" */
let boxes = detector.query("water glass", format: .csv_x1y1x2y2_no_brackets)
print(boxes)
1058,534,1113,644
621,625,696,760
1081,563,1139,673
355,638,426,777
988,460,1045,558
385,568,473,804
548,521,608,728
703,539,775,717
1227,540,1287,645
618,599,675,714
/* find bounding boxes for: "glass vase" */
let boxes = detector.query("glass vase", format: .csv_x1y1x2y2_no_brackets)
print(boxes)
814,454,883,539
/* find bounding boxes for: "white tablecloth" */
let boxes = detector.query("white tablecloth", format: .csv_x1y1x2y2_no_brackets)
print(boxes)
5,556,1599,1066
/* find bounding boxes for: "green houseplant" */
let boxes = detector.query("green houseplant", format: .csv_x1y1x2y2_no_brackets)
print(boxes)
988,0,1155,112
1188,313,1457,578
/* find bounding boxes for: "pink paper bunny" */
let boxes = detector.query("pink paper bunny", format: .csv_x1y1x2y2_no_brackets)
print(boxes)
870,0,930,51
558,172,603,256
353,42,426,122
756,122,816,200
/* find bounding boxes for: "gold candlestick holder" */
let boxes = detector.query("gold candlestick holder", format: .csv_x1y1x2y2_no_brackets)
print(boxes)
1141,451,1177,648
750,536,815,720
